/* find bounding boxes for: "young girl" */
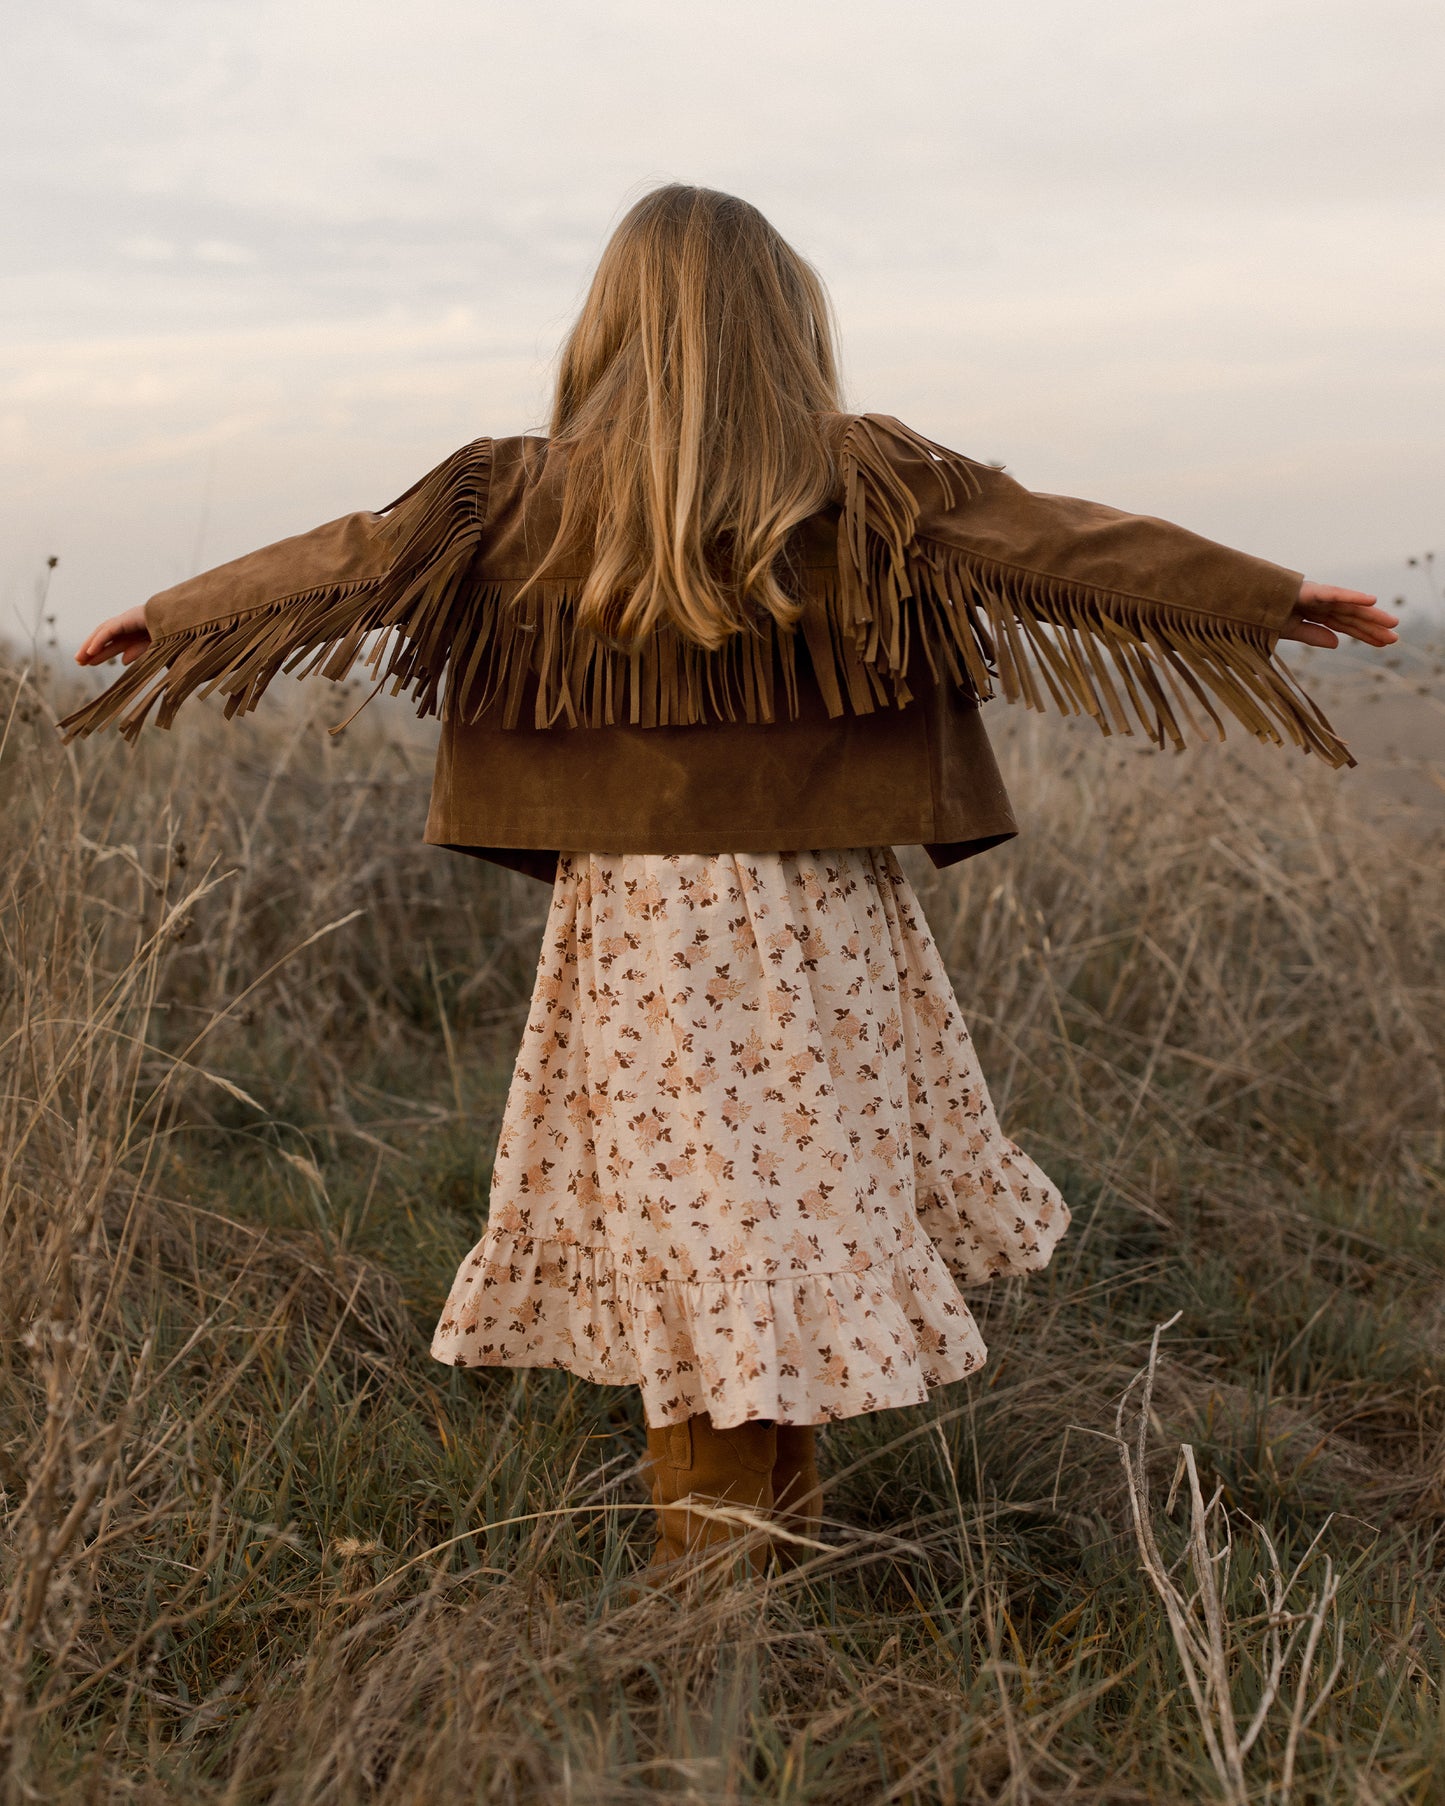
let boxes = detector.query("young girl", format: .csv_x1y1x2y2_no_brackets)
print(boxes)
70,184,1397,1587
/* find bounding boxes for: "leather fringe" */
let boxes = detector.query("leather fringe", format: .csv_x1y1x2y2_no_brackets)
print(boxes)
58,420,1353,768
57,439,494,744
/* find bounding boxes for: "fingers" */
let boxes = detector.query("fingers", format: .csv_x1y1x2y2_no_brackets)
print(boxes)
76,628,147,666
1295,585,1399,639
75,633,116,666
1312,606,1398,646
1315,598,1398,624
1283,588,1401,647
76,623,117,664
76,607,152,664
1298,582,1380,607
1289,621,1340,649
1291,590,1399,649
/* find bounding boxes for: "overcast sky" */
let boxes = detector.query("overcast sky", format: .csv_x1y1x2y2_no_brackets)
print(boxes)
4,0,1443,647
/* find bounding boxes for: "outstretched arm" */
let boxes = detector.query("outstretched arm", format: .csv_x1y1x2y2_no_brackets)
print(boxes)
831,416,1404,767
60,439,493,742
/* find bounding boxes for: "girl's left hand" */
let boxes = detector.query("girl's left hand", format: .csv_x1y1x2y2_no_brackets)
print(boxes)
1283,583,1399,650
76,605,151,666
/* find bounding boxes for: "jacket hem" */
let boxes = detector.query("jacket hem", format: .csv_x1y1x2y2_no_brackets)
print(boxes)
430,821,1020,883
425,811,1018,854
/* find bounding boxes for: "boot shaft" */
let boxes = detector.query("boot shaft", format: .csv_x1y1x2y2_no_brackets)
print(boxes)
644,1414,776,1572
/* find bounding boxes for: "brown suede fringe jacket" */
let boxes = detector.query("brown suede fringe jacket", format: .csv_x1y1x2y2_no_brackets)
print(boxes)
60,415,1351,884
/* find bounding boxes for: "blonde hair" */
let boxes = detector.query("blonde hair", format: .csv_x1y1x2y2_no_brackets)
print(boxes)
539,184,843,651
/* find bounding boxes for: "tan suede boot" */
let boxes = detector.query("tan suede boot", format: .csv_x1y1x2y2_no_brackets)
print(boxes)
770,1425,823,1567
637,1413,776,1590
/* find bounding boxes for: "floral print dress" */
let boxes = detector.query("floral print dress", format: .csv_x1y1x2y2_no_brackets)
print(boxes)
431,847,1069,1428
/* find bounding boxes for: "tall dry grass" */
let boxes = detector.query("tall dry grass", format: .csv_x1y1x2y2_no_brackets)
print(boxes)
1,642,1442,1803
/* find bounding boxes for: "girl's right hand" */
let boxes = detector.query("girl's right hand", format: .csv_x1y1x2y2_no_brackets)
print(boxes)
1283,583,1399,650
76,605,152,666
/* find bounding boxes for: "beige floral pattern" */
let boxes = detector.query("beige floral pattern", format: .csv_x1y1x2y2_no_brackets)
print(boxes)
432,847,1069,1428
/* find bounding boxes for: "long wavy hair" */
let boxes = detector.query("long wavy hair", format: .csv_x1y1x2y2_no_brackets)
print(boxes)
537,184,843,650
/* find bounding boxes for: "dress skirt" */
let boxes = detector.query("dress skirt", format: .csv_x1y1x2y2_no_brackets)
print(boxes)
431,848,1070,1428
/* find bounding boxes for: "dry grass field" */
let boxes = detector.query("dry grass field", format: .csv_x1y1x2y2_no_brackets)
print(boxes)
2,634,1442,1803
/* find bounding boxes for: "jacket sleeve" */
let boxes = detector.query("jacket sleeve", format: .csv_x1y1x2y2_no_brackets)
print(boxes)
59,440,493,742
836,415,1349,766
